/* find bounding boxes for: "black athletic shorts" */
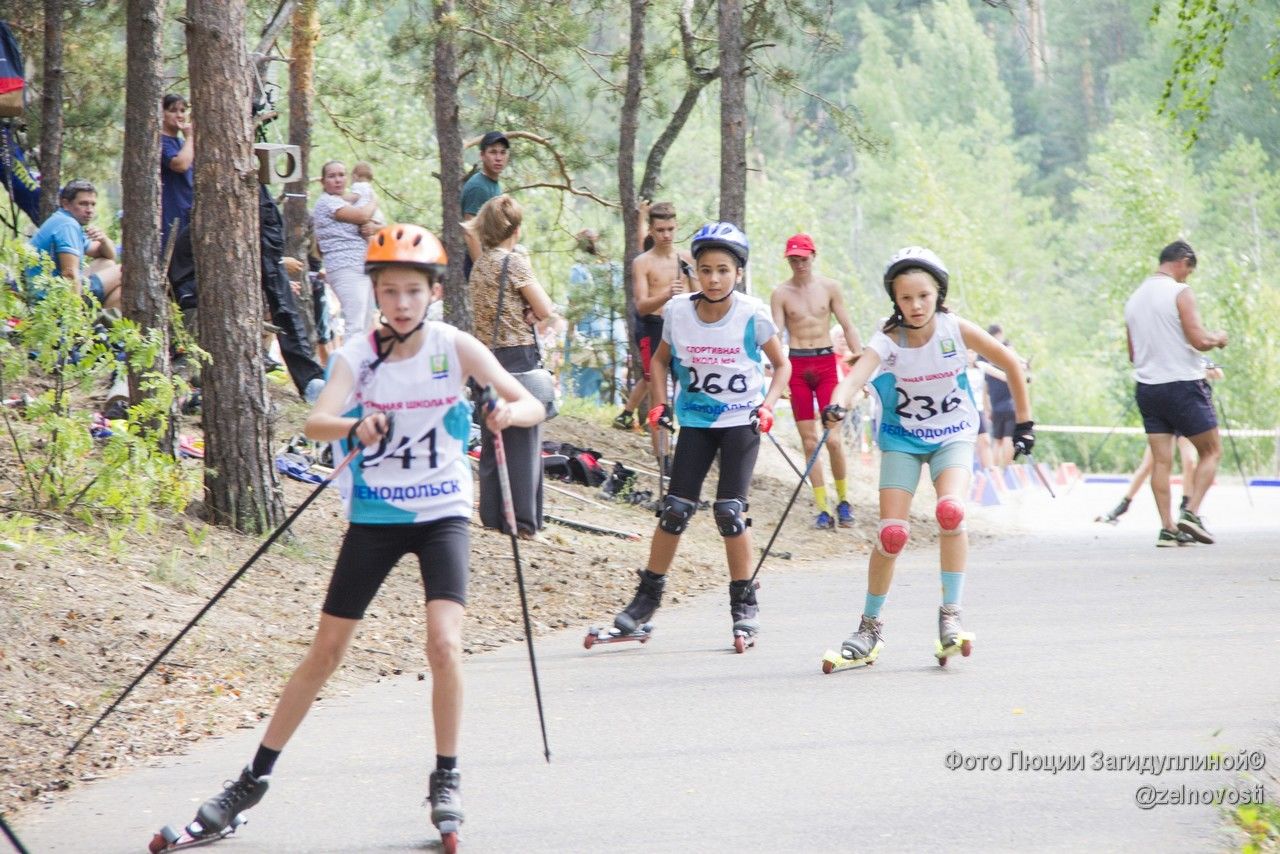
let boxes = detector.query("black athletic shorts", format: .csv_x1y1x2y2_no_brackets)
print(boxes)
635,314,664,380
322,517,470,619
977,410,990,436
990,410,1017,441
1136,379,1217,437
667,424,760,504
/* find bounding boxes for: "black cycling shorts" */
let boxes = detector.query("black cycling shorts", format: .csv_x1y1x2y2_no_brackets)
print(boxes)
322,517,469,619
666,424,760,503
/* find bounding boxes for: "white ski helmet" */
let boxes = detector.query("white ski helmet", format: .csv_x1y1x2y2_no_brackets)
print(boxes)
883,246,949,299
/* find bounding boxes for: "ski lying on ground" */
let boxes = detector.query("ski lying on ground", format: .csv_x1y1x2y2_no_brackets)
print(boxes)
544,514,641,541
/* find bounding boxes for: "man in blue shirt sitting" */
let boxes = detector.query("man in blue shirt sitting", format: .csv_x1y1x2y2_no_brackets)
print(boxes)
26,178,122,310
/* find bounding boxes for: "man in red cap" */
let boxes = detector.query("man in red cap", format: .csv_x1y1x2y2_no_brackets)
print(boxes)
770,233,863,529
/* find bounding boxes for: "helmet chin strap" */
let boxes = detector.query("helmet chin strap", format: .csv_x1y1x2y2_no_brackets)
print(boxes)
371,307,428,369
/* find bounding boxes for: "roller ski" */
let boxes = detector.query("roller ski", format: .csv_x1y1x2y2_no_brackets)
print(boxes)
429,768,463,854
583,622,654,649
821,614,883,674
147,816,246,852
149,765,267,852
934,604,975,666
729,579,760,653
586,568,666,650
1095,497,1130,525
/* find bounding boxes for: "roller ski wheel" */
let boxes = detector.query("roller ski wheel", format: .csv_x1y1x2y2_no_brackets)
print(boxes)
935,633,975,666
583,624,653,648
732,629,757,654
438,820,460,853
148,815,246,852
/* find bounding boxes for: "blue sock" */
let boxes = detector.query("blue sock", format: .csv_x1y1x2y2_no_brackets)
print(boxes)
864,592,887,618
941,571,965,606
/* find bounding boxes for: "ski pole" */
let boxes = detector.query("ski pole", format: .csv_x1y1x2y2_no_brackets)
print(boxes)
765,430,810,486
485,388,552,764
0,814,31,854
1216,396,1253,508
1021,452,1057,499
746,425,830,591
655,424,668,503
66,437,366,757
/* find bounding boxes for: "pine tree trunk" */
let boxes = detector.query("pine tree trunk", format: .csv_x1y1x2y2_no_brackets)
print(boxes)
619,0,647,389
38,0,64,222
285,0,318,340
187,0,284,533
718,0,747,291
122,0,173,447
433,0,471,333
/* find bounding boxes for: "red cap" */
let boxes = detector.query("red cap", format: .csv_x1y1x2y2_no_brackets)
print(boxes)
784,233,816,257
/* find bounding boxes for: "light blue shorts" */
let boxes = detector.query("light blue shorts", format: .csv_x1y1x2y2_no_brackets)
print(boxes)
879,442,975,494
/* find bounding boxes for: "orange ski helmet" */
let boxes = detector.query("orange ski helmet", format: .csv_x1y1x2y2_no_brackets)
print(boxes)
365,224,447,279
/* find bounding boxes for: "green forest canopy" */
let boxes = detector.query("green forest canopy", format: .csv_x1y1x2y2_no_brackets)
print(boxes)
12,0,1280,470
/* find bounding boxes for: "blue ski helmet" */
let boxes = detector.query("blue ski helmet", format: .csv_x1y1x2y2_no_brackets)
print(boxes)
691,222,750,268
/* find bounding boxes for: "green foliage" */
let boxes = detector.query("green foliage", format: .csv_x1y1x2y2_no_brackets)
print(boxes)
0,238,201,528
1234,801,1280,852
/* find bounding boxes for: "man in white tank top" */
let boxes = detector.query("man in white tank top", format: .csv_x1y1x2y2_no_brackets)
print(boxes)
1123,240,1229,546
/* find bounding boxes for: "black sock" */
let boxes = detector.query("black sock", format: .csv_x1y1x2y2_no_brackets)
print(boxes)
436,754,457,772
252,745,281,778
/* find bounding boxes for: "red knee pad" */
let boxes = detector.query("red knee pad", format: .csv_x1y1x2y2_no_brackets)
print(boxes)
936,496,965,533
877,519,910,556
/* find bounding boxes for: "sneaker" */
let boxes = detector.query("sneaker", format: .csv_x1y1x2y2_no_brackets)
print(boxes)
1156,528,1195,548
264,354,285,374
612,410,634,430
836,501,855,528
196,766,269,835
303,377,325,405
1176,509,1214,544
814,510,835,530
1179,495,1190,512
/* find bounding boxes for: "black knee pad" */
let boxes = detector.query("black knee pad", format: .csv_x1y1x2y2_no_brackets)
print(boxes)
713,498,750,537
657,494,698,535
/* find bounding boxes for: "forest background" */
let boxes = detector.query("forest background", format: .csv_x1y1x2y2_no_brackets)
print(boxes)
5,0,1280,474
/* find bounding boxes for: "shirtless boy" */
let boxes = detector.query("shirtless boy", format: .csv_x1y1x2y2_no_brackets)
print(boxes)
613,203,697,463
770,233,862,528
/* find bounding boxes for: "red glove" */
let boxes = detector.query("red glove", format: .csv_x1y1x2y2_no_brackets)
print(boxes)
648,403,674,432
750,404,773,434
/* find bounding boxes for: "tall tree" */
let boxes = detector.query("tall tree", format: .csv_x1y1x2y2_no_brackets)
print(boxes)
187,0,284,532
718,0,747,238
38,0,64,222
618,0,647,338
121,0,171,441
432,0,471,333
284,0,318,335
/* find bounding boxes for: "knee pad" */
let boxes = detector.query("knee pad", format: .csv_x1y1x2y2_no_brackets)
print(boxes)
657,494,698,535
877,519,910,557
713,498,750,538
936,496,965,535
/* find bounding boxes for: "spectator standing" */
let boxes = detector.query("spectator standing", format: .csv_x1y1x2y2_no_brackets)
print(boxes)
460,130,508,279
312,160,379,341
1124,240,1228,546
160,93,194,250
466,195,555,538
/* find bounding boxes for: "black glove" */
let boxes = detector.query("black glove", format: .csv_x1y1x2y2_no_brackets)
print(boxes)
1012,420,1035,458
821,404,847,428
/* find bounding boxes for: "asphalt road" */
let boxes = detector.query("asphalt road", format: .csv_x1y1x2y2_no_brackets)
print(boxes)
14,480,1280,853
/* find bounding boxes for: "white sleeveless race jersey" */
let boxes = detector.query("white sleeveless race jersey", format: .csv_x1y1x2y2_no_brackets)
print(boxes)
662,292,777,429
867,312,979,454
330,323,474,524
1123,274,1206,384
